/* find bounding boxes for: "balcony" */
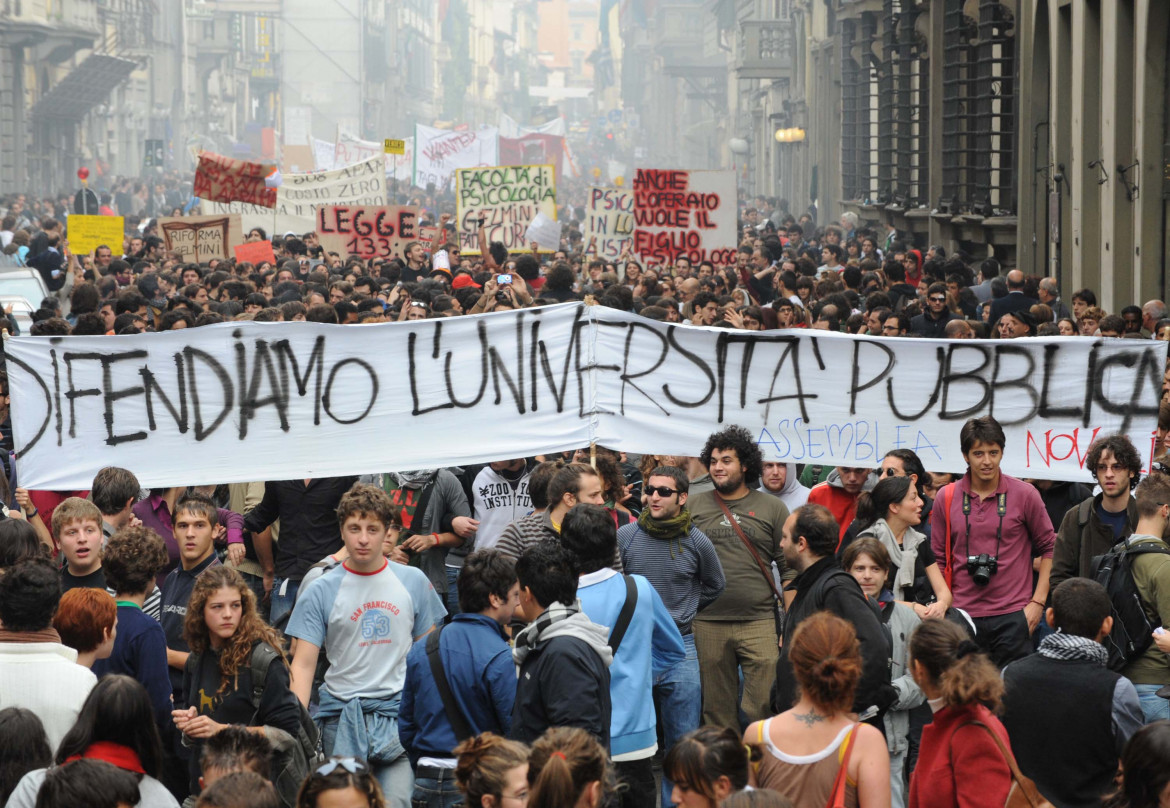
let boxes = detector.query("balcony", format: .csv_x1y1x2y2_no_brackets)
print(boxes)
736,20,794,80
1,0,100,60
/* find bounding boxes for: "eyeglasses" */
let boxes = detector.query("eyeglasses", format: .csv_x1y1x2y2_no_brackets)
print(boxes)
316,757,366,776
929,296,947,303
501,791,529,803
881,467,903,477
645,485,679,498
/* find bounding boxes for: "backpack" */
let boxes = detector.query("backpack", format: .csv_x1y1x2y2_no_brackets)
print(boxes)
1089,536,1170,671
249,644,325,808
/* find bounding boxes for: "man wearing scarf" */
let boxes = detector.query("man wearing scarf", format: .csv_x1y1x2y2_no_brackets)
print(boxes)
617,465,724,805
1001,578,1143,808
510,542,613,747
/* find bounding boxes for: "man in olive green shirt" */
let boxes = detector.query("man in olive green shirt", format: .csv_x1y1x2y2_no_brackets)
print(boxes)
1120,473,1170,723
689,426,789,730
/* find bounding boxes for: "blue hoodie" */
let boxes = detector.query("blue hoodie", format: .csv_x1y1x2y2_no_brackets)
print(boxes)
576,569,685,756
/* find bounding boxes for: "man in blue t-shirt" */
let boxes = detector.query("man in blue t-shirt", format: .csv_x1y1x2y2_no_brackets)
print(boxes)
288,483,446,808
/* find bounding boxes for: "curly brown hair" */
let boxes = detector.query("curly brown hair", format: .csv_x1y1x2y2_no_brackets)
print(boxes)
183,566,285,695
102,526,170,595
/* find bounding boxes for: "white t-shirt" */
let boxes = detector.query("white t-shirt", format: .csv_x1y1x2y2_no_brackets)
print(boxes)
287,559,446,700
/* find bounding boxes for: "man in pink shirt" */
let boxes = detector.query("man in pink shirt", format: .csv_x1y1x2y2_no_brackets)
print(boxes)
930,416,1056,666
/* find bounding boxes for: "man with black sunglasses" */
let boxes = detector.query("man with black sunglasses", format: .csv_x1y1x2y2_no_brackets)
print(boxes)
617,465,725,806
911,281,957,338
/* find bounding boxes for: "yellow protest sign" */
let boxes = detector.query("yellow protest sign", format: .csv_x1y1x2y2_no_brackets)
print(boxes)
383,139,406,155
68,215,124,256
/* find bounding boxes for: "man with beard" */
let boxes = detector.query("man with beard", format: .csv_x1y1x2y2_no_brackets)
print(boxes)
688,426,789,730
617,465,725,805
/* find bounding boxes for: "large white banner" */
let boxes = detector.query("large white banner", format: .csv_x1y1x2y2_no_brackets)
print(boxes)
414,125,499,190
632,168,738,265
207,155,388,235
499,113,566,138
6,304,1164,489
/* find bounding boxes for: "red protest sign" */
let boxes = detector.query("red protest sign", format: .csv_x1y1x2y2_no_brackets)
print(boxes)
233,240,276,265
194,152,277,208
631,168,737,265
315,205,420,259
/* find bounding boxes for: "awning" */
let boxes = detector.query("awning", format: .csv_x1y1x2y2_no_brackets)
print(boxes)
31,54,138,123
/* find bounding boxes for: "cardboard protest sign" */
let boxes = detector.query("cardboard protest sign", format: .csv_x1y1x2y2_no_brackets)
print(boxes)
585,187,635,260
7,305,1165,489
206,155,388,235
315,205,420,260
455,165,556,254
194,152,277,208
414,125,498,189
631,169,737,265
158,215,243,262
233,240,276,265
417,226,442,251
67,215,124,256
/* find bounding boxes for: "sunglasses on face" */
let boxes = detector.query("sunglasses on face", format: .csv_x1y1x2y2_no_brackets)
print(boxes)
645,485,679,498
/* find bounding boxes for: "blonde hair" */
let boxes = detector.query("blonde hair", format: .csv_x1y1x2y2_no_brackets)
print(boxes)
51,497,103,538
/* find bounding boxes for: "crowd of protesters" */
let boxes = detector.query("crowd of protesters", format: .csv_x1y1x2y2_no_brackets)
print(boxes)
3,183,1170,808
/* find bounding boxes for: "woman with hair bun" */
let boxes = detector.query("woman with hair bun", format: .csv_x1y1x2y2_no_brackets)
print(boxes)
454,733,530,808
527,727,611,808
745,612,890,807
663,726,750,808
907,618,1014,808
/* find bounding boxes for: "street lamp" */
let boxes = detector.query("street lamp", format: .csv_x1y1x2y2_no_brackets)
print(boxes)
774,128,806,143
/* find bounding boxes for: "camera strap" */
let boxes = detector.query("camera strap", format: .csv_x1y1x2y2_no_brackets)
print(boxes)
962,491,1008,565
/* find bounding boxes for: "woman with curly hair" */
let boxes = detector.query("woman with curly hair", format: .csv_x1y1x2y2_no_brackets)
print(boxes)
454,733,530,808
173,566,301,791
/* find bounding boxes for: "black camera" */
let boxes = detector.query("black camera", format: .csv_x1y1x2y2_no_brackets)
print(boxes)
966,554,998,586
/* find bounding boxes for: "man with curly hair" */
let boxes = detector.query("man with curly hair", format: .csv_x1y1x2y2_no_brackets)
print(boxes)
689,425,790,730
1050,434,1144,591
93,525,173,729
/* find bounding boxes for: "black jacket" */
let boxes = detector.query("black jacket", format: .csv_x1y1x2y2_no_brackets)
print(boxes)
989,291,1039,325
910,308,957,338
772,556,892,716
1051,493,1138,592
510,635,611,749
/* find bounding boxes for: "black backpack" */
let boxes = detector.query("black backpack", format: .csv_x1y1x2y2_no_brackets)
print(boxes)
249,644,325,807
1089,536,1170,671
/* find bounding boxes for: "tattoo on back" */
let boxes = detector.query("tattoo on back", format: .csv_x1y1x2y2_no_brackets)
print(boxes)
793,710,826,727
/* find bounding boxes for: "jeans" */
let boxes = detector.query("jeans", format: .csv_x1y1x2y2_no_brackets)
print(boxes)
412,768,463,808
270,576,301,629
1134,684,1170,724
614,757,657,808
890,747,907,808
320,715,414,808
445,565,460,619
655,634,701,808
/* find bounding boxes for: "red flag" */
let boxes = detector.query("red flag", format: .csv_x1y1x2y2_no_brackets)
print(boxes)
193,152,277,208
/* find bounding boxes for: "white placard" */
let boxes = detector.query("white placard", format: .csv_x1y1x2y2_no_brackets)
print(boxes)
631,168,738,266
6,306,1164,489
414,125,499,190
525,211,562,250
